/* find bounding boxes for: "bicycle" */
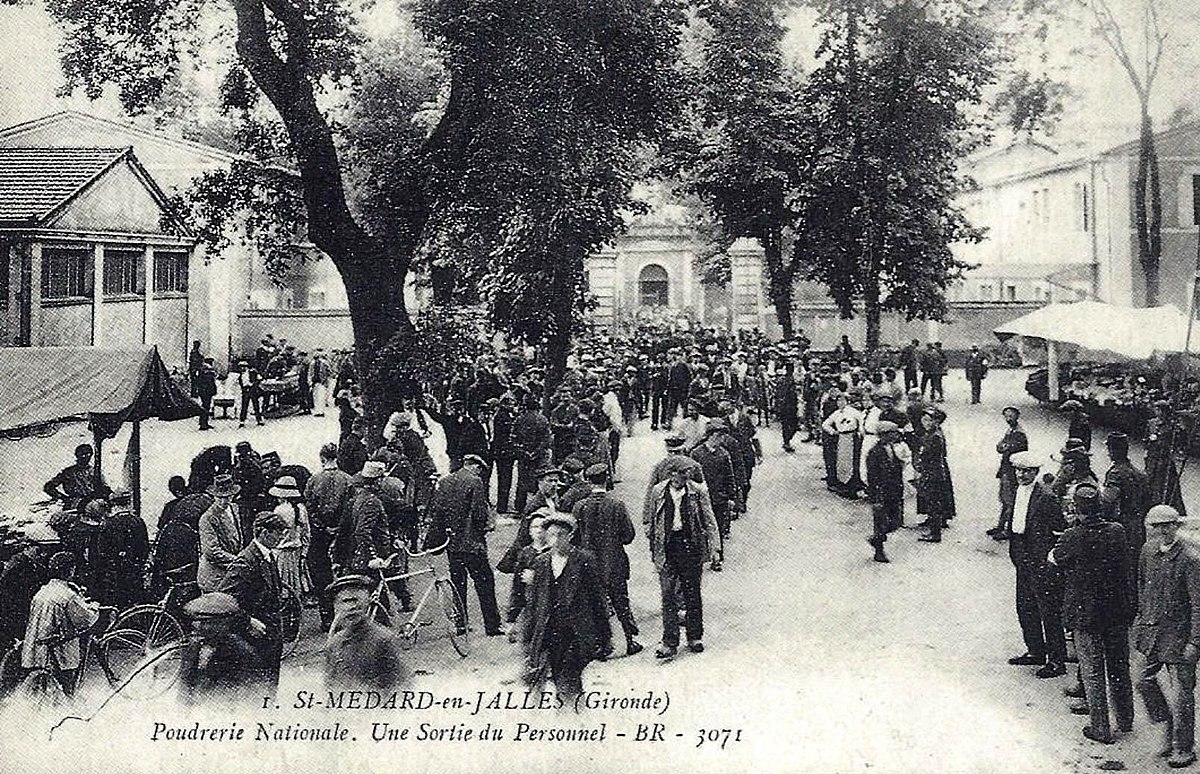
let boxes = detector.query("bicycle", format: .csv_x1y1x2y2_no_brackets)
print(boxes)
367,538,469,657
101,566,193,685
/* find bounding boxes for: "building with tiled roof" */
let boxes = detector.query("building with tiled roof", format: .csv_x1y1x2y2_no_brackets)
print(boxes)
0,144,195,354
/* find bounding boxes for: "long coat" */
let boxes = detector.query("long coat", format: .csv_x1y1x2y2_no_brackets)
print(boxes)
571,490,635,584
1052,515,1133,632
217,543,284,682
642,480,718,571
1134,541,1200,663
915,428,956,518
197,501,243,592
522,547,612,666
426,467,491,555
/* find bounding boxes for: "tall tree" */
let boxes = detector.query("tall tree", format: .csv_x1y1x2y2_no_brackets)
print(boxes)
801,0,992,354
673,0,810,338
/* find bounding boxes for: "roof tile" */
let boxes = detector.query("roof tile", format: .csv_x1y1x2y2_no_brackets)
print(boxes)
0,146,129,225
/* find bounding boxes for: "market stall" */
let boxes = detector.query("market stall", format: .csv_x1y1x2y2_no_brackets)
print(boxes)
0,347,205,518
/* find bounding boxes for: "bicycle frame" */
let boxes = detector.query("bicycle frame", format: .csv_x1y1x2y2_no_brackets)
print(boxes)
370,538,461,643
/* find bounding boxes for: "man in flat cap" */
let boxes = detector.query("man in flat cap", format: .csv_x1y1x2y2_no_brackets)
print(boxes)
1061,400,1092,451
1134,505,1200,768
218,510,289,693
178,592,263,706
1006,451,1069,678
1050,482,1134,744
426,453,502,636
991,406,1029,541
324,575,411,691
1102,432,1150,607
572,464,641,656
689,421,737,571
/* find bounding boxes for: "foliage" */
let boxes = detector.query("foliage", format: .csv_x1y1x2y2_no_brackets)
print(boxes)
799,0,992,348
368,304,489,399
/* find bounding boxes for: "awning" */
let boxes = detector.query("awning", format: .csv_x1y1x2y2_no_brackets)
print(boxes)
0,347,205,439
994,301,1193,360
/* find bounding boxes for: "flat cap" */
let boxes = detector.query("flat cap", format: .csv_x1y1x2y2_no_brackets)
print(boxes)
561,457,585,474
664,433,687,450
584,463,609,482
536,465,563,480
543,512,577,532
1147,504,1184,525
1008,451,1042,469
462,453,487,468
326,574,374,594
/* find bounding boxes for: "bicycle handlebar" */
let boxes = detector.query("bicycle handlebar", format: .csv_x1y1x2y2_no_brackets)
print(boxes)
404,538,449,558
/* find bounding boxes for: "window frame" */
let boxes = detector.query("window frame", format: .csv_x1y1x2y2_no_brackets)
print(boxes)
102,247,145,298
152,249,189,296
40,246,92,302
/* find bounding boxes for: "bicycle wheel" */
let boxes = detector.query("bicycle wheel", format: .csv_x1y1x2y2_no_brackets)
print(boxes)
113,642,186,703
16,668,66,708
435,580,469,657
280,584,302,658
101,606,185,699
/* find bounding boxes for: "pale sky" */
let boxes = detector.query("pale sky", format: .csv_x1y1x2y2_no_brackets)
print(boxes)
1,1,1198,154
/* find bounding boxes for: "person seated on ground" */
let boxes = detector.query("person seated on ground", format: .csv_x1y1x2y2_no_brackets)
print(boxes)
21,552,101,696
323,575,412,691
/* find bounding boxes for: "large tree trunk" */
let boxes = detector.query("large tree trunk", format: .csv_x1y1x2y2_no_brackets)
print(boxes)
762,229,795,339
543,259,578,392
1135,107,1163,305
230,0,414,441
863,279,881,358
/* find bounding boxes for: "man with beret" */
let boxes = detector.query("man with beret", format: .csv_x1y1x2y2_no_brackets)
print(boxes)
324,575,412,691
1134,505,1200,768
178,592,264,705
644,464,719,658
1102,432,1150,607
1050,483,1134,744
572,464,642,655
990,406,1029,541
426,454,502,636
1006,451,1069,677
866,422,906,564
218,511,289,693
91,489,150,609
522,513,613,699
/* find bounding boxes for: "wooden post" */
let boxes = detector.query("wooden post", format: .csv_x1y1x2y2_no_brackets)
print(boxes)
92,426,104,490
131,420,142,518
1047,339,1060,403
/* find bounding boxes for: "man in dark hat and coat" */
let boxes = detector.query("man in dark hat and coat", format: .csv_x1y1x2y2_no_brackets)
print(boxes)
1102,431,1150,607
324,575,412,690
572,464,641,655
198,474,244,592
521,512,612,700
866,422,906,563
990,406,1029,541
218,511,288,693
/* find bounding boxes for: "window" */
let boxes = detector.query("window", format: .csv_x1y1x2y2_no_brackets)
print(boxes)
0,242,9,307
102,248,144,296
638,264,669,307
1191,175,1200,226
1006,285,1017,301
41,247,91,300
153,250,188,293
1030,190,1040,225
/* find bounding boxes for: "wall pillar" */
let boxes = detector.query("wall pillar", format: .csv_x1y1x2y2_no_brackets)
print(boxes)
143,244,154,347
29,241,42,345
92,243,104,346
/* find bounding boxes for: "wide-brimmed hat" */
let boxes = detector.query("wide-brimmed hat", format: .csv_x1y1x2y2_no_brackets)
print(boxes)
207,474,241,497
269,475,302,499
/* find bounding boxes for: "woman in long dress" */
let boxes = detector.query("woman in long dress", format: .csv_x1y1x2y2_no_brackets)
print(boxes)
269,475,310,594
821,394,864,497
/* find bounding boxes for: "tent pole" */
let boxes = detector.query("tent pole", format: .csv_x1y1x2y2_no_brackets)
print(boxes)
1047,340,1059,403
131,420,142,517
92,427,103,490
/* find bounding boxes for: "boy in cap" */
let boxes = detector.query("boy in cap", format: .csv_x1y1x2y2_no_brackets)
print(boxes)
324,575,411,691
1134,505,1200,768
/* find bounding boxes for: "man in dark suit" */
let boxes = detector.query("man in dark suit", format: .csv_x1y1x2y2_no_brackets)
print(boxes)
991,406,1029,541
1050,483,1134,744
522,512,612,700
689,423,736,571
511,396,552,514
1102,432,1150,608
1006,451,1068,678
649,355,670,430
218,511,288,694
572,464,641,656
426,455,502,636
866,422,906,564
665,350,692,428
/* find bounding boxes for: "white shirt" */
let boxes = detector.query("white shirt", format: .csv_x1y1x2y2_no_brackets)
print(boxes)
668,485,686,532
551,553,567,578
1011,482,1035,535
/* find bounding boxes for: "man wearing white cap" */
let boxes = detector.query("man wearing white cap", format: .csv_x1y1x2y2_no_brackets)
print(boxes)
1006,451,1069,678
1134,504,1200,768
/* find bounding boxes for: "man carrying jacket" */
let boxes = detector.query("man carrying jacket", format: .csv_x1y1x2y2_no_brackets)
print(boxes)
1134,504,1200,768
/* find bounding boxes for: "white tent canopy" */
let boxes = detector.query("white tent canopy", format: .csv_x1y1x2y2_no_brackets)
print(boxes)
994,301,1193,360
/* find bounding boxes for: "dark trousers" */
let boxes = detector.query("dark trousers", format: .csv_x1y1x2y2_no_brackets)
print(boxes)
239,389,262,423
609,430,621,466
198,394,213,428
448,551,502,634
544,633,585,700
997,473,1017,530
659,536,703,647
931,375,945,401
515,457,540,513
1139,657,1198,753
969,378,982,404
920,372,932,398
665,390,687,426
904,368,918,391
781,416,798,448
307,529,336,627
1076,625,1133,739
494,457,515,513
651,393,666,427
607,578,638,641
1010,535,1067,663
